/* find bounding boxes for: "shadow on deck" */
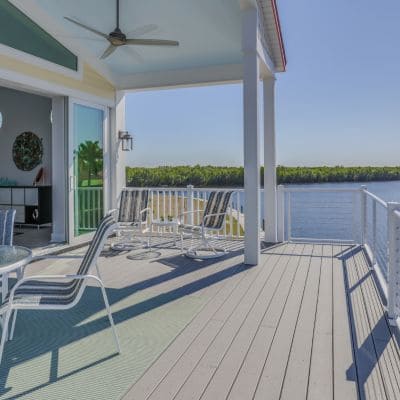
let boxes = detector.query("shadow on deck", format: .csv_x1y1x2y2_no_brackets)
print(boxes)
0,237,399,400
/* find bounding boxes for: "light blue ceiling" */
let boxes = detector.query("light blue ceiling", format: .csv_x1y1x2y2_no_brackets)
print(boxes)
34,0,242,76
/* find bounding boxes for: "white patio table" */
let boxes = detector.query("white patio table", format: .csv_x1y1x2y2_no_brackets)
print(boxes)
149,218,179,249
0,246,32,303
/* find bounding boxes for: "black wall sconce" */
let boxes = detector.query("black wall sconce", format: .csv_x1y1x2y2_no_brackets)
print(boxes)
119,130,133,151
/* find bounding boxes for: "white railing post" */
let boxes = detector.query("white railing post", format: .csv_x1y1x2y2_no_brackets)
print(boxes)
360,185,367,245
372,200,377,265
387,202,400,324
187,185,194,225
277,185,285,242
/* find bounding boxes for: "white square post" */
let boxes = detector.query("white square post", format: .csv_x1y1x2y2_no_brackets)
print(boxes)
110,90,126,209
242,5,261,265
263,76,277,243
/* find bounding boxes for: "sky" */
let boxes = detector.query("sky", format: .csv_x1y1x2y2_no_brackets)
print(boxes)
126,0,400,167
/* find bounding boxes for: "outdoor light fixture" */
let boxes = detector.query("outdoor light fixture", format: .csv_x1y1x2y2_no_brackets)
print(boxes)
119,130,133,151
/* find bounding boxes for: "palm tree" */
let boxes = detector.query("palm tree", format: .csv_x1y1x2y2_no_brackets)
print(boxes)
76,140,103,186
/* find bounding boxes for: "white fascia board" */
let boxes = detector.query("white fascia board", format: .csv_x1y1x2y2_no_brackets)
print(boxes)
0,67,115,107
9,0,116,86
257,34,275,76
118,63,243,92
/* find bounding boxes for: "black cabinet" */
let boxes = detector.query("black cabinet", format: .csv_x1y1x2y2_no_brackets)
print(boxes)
0,186,52,227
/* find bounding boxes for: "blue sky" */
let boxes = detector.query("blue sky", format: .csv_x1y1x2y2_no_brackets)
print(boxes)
126,0,400,167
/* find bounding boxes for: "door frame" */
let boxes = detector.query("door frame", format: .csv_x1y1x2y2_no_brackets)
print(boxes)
67,97,110,244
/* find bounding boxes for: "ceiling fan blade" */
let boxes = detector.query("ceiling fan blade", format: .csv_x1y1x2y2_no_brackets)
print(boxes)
123,46,144,63
125,38,179,46
126,24,158,37
64,17,108,39
100,45,117,59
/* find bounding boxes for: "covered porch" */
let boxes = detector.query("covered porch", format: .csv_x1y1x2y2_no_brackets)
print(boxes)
0,0,285,263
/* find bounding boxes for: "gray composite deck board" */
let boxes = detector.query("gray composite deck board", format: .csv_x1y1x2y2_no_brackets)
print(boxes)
123,242,400,400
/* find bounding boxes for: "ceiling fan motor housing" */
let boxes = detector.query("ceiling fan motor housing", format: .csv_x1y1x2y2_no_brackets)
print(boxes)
109,28,126,46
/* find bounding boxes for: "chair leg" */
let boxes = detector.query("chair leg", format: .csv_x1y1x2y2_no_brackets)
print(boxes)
0,308,11,364
95,263,103,281
99,285,121,354
180,233,184,253
9,310,17,341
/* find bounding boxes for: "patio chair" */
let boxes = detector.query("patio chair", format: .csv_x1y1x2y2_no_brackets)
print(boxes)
0,214,121,364
178,191,233,259
0,209,16,246
0,209,17,302
109,189,151,251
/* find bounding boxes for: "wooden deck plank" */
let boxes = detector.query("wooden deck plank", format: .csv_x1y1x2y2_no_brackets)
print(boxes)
345,246,387,400
120,241,400,400
144,244,297,400
121,245,263,400
225,244,309,400
279,244,323,400
178,244,304,400
331,245,359,400
353,248,400,400
307,244,334,400
252,244,314,400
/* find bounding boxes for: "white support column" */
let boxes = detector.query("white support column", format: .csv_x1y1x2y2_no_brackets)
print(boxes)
242,6,260,265
51,96,67,242
110,90,126,209
263,76,277,243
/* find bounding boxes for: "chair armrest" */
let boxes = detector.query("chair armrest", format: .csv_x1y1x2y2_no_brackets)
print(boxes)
32,255,84,261
8,274,104,303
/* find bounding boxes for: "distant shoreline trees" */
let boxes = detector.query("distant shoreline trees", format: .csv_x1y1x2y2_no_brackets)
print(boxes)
126,165,400,187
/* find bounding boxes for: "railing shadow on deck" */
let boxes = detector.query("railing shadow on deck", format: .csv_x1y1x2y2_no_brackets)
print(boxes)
340,245,400,400
0,241,250,398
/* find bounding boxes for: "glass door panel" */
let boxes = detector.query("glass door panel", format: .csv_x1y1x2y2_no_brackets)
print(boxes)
71,103,104,237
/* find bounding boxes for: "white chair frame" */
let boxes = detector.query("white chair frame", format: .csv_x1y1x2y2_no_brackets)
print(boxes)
178,210,229,259
109,190,152,251
0,222,121,364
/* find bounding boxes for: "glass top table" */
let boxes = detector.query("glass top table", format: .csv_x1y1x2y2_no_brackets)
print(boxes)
0,246,32,302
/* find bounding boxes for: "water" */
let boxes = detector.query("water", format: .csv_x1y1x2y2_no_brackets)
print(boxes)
276,181,396,242
286,180,400,203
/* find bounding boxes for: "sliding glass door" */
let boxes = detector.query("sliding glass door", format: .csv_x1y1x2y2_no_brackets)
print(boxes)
68,99,108,241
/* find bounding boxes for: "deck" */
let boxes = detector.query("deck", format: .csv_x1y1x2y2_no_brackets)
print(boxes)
2,238,400,399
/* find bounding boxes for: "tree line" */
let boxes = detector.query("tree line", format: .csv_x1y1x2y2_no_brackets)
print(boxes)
126,165,400,187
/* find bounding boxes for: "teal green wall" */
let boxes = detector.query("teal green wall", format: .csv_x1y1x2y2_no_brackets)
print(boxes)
0,1,77,71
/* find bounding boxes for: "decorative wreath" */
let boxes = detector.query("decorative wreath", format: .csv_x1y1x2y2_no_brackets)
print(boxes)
12,131,43,171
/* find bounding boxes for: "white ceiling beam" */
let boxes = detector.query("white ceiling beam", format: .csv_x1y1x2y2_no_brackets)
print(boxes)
119,63,243,91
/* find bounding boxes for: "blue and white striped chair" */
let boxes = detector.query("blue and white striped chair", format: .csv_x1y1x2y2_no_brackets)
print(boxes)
0,209,16,246
178,191,233,259
109,189,151,250
0,214,121,364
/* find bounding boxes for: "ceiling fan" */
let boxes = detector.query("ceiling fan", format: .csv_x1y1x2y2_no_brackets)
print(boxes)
64,0,179,59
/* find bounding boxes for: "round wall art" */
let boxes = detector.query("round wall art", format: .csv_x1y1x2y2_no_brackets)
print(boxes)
12,131,43,171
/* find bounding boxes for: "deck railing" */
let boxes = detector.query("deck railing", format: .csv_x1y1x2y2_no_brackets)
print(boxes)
143,186,245,239
77,187,104,232
280,184,400,325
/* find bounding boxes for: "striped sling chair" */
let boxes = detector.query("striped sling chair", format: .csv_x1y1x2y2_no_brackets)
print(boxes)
0,209,16,300
109,189,151,251
0,209,16,246
0,214,120,364
178,191,233,259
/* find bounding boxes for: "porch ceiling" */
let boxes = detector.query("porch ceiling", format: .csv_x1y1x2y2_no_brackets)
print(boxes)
10,0,285,90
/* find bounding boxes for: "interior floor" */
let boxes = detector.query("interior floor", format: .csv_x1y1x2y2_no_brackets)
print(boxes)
13,226,52,249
